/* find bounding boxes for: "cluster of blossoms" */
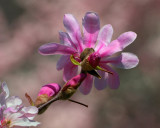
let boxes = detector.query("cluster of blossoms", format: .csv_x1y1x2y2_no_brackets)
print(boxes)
0,82,40,128
1,11,139,127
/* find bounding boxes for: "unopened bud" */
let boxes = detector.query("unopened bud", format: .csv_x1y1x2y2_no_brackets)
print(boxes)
59,73,87,100
35,83,61,107
80,48,101,72
88,52,101,68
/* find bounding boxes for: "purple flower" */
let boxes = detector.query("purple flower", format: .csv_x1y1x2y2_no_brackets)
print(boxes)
0,82,40,127
39,12,139,95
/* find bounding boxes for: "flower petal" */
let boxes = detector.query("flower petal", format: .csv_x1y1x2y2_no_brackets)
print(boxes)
101,52,139,69
39,83,61,97
94,70,108,90
117,31,137,49
0,92,6,107
95,24,113,51
98,39,121,57
82,12,100,48
39,43,77,55
63,59,78,82
63,14,83,52
79,74,93,95
6,111,23,120
0,108,3,120
100,64,120,89
12,117,40,127
22,106,38,120
4,105,23,113
22,106,38,115
98,31,137,58
4,111,39,127
6,96,22,108
56,55,70,70
1,82,9,98
59,32,77,49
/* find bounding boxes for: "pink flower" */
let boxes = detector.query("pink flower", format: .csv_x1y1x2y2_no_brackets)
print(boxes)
39,12,139,95
0,82,40,128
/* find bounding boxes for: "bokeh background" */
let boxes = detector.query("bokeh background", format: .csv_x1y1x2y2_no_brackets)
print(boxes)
0,0,160,128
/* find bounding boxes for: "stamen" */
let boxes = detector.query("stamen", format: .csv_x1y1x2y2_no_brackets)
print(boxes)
104,69,113,75
70,55,81,66
1,119,11,128
96,66,113,75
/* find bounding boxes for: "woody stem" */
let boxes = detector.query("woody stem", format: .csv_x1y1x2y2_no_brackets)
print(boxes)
38,97,60,110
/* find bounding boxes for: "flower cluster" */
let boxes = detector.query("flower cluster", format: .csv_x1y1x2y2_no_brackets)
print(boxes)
1,11,139,127
0,82,40,128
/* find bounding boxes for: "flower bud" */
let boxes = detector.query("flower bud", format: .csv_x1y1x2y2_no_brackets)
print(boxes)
59,73,87,100
80,52,102,79
80,48,94,61
88,52,101,68
80,48,101,72
35,83,61,107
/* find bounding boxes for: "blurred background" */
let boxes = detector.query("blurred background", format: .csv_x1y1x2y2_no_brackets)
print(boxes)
0,0,160,128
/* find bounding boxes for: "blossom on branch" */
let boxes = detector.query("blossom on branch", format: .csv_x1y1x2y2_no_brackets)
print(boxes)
39,12,139,95
0,82,40,128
